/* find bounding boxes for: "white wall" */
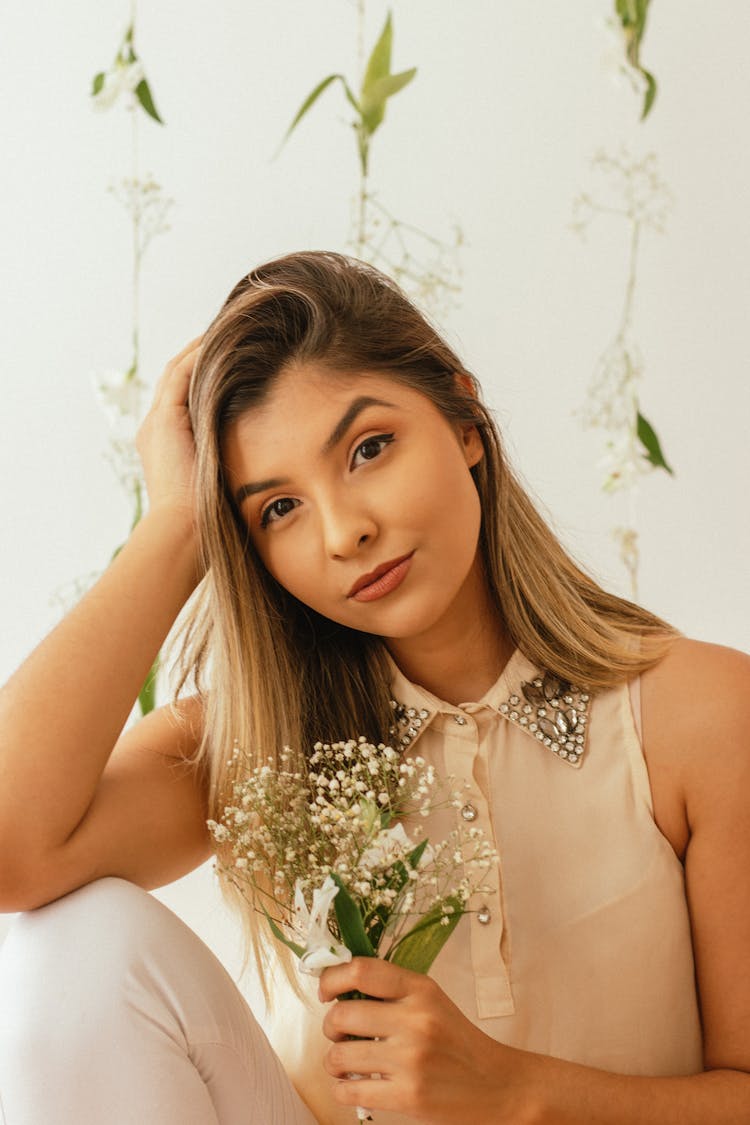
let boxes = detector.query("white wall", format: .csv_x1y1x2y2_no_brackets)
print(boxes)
2,2,749,985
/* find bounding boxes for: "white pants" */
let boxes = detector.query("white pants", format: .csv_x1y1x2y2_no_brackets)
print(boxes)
0,877,318,1124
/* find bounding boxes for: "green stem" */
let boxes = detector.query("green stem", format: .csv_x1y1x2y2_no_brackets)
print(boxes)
617,218,640,341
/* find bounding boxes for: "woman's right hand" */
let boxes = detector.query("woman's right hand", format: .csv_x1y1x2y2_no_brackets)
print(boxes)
135,334,205,526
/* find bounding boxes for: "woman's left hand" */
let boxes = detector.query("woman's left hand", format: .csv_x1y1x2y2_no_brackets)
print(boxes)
319,957,536,1123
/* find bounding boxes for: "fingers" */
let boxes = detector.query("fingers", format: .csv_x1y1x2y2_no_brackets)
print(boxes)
152,333,206,409
323,997,391,1043
319,956,423,1004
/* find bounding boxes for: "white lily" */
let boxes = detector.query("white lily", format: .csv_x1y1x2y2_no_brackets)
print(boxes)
358,821,433,871
92,59,145,111
294,876,352,977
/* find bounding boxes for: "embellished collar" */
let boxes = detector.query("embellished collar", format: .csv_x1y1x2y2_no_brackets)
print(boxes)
387,649,592,769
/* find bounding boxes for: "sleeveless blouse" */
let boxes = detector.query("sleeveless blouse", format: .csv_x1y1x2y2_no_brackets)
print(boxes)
264,649,703,1125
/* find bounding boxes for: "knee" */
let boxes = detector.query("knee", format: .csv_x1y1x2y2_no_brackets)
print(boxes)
0,878,157,1007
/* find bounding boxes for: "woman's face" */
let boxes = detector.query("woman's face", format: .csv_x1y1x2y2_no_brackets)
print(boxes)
222,362,486,651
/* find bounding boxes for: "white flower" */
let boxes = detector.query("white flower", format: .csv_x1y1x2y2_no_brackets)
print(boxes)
358,822,418,871
294,876,352,977
91,370,145,430
93,59,145,111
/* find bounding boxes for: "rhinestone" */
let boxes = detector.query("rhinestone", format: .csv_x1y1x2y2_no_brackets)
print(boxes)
563,694,573,704
500,703,509,714
477,906,491,925
535,731,544,740
509,694,519,705
407,707,417,718
419,709,430,719
510,710,518,720
523,704,532,714
538,707,547,717
520,715,528,725
400,735,411,746
461,803,478,822
576,735,584,744
453,714,467,725
407,726,418,738
413,717,422,728
529,722,538,732
581,693,590,702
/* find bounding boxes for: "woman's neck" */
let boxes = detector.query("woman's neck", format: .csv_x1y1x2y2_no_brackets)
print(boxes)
385,562,514,706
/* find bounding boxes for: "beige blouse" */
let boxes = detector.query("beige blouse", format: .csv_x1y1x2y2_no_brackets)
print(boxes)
265,648,703,1125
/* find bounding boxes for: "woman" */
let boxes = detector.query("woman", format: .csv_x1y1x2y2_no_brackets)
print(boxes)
0,250,748,1124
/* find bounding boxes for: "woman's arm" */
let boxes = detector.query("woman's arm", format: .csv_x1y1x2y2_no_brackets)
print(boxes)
0,336,205,906
318,637,750,1123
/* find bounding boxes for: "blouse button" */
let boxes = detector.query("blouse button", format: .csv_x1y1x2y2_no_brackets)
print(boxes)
460,803,478,822
453,714,467,725
477,906,491,925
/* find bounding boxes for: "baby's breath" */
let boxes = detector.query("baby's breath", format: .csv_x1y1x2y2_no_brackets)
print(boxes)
208,737,497,958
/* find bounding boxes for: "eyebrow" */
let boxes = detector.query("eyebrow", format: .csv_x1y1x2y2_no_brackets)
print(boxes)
234,394,396,506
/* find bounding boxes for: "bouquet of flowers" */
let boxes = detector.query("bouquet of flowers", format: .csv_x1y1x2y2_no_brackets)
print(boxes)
208,736,497,1120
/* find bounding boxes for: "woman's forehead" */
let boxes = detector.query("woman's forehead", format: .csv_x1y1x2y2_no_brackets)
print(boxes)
238,362,425,423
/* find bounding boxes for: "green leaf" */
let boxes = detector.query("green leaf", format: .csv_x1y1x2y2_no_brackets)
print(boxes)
91,72,106,97
138,654,160,716
407,838,430,870
262,906,305,958
362,11,393,94
330,873,376,957
637,411,673,474
388,895,464,975
134,78,164,124
360,67,417,133
279,73,351,151
641,70,657,119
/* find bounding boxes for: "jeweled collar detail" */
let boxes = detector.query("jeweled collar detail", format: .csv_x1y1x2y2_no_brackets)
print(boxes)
389,699,432,750
388,660,592,767
499,671,590,768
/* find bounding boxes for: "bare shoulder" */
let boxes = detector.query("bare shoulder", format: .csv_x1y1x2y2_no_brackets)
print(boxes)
640,637,750,856
642,638,750,1070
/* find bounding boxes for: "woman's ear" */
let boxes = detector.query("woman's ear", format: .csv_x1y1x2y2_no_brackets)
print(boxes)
460,422,484,468
452,372,484,468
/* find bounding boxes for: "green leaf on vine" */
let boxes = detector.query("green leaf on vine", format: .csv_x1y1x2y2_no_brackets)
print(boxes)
278,8,415,168
91,72,106,96
362,10,394,92
135,78,164,124
637,411,673,474
279,73,357,153
360,68,417,133
614,0,657,120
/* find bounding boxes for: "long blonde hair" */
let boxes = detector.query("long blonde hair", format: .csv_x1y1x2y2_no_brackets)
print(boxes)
175,249,675,999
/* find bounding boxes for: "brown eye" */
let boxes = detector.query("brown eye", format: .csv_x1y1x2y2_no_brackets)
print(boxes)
260,497,299,528
351,433,395,468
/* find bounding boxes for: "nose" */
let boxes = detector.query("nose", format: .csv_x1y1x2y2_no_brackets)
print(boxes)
320,496,378,559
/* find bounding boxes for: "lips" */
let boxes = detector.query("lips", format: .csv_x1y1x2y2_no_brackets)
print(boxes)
347,552,414,598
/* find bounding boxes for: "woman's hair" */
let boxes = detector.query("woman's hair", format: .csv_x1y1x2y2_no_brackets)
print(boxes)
174,249,676,1000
